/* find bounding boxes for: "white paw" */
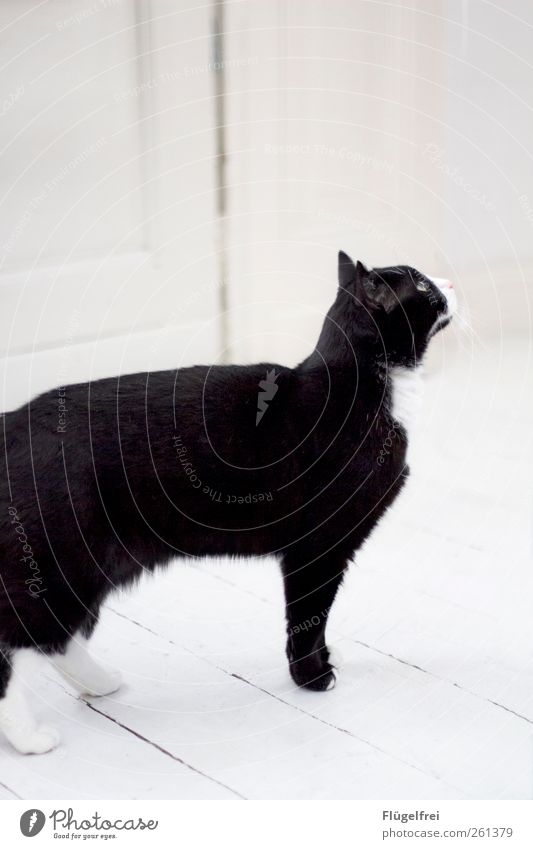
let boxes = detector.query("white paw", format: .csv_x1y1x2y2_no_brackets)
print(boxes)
327,647,343,669
82,666,122,697
11,724,61,755
325,669,337,690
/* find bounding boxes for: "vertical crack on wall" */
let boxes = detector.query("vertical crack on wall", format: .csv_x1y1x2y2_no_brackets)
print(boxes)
212,0,230,362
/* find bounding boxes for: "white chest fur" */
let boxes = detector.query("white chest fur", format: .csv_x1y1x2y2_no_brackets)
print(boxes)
389,365,424,434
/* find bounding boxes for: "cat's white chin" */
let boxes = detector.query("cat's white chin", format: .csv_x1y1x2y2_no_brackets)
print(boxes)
429,276,457,319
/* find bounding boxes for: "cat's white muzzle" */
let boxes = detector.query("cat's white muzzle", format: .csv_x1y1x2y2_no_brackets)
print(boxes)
429,276,457,318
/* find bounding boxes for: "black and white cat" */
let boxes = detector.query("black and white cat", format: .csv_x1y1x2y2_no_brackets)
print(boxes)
0,252,455,754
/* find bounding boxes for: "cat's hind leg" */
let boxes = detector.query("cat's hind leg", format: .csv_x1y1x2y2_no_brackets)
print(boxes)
50,634,122,697
0,646,60,755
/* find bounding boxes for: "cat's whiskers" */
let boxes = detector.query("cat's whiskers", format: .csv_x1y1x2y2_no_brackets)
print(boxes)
452,309,486,352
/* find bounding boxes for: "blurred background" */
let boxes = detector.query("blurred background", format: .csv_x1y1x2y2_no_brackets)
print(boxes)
1,1,532,801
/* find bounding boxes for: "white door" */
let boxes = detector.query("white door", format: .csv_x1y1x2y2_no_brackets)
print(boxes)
0,0,220,379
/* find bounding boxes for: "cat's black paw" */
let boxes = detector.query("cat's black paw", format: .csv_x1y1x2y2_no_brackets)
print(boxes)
286,641,338,691
289,656,337,691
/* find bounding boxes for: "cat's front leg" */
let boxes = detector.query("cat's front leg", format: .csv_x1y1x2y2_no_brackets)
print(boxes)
281,554,347,691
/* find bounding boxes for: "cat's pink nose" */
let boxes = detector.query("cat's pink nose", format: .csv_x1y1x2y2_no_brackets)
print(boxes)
429,275,454,290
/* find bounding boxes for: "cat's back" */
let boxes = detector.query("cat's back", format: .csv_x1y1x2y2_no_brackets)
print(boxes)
170,361,300,470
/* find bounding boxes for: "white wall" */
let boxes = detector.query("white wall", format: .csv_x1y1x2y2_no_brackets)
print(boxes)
438,1,533,336
222,0,533,364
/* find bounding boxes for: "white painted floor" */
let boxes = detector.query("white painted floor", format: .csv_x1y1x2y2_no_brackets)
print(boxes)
0,331,532,800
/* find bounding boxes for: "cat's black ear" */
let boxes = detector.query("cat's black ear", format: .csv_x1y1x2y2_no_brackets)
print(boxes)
363,271,397,313
338,251,367,289
338,253,395,312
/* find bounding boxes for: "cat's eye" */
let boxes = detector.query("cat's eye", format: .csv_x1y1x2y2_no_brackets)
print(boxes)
409,269,430,292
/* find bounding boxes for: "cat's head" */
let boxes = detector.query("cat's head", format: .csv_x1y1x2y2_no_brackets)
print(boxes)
332,251,456,366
